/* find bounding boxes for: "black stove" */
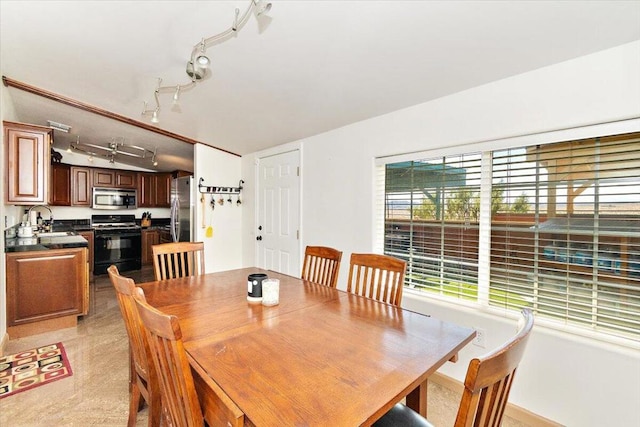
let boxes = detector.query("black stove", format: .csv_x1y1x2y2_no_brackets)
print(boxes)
91,214,140,232
92,214,142,274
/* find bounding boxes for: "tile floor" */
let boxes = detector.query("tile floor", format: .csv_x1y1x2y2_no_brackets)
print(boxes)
1,266,527,426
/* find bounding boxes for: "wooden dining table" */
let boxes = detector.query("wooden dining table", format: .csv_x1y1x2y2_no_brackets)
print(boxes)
139,267,476,427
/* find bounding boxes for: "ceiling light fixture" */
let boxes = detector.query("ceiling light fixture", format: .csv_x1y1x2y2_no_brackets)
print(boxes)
141,0,272,124
69,137,158,167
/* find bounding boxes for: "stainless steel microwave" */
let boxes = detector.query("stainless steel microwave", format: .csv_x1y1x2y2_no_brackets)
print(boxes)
92,188,137,210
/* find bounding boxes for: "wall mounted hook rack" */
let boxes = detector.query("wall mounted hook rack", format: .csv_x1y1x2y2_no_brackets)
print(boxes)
198,177,244,195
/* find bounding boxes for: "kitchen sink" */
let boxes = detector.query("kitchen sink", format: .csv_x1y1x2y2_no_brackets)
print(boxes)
35,231,72,237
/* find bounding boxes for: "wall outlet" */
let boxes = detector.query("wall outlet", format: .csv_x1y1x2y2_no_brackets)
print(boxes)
473,327,486,348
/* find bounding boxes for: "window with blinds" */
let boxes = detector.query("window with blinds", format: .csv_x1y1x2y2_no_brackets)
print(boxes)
381,130,640,342
384,154,482,301
491,132,640,340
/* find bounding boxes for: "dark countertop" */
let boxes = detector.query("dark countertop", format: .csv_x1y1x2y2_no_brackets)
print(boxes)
5,229,89,253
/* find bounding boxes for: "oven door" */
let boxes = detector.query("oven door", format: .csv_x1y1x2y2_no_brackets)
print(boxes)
94,231,141,274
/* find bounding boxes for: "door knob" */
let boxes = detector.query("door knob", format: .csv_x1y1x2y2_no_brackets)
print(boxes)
256,236,262,241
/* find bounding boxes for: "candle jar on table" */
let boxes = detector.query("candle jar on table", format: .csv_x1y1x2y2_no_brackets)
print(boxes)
262,279,280,306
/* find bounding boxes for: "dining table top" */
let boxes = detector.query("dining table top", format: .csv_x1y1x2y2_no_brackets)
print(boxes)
139,267,476,427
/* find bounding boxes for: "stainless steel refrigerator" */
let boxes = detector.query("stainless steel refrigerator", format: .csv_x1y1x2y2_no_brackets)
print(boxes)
170,176,194,242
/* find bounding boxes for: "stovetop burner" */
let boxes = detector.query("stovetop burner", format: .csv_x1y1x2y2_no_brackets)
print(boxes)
92,223,139,229
91,214,139,231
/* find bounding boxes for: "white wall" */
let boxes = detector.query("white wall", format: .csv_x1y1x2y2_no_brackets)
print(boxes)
194,143,243,272
242,41,640,426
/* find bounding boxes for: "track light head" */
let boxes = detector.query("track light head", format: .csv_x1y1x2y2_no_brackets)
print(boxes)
186,61,207,80
196,54,210,68
254,0,272,16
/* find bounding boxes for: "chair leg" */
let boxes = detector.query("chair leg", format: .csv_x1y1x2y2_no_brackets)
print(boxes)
147,388,163,427
127,349,141,427
128,381,142,427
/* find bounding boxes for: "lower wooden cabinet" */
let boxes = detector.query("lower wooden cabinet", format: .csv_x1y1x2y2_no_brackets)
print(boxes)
159,229,172,244
78,230,95,273
142,229,160,265
6,247,89,330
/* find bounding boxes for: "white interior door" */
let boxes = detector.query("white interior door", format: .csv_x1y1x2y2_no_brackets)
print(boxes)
257,150,300,275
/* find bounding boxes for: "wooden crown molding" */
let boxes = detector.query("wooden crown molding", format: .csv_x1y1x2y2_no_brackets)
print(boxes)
2,76,240,157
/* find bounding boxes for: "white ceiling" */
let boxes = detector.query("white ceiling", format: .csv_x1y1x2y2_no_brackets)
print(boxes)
2,1,639,172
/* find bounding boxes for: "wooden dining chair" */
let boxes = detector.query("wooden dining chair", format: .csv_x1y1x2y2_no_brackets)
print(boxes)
301,245,343,287
133,289,205,427
347,253,407,307
152,241,205,280
107,265,161,427
373,308,535,427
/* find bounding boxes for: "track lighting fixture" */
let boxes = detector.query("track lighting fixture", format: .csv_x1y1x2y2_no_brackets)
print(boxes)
69,136,159,168
141,0,272,124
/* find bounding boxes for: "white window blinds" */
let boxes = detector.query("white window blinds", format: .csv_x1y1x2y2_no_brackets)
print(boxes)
380,129,640,342
491,132,640,339
384,154,482,300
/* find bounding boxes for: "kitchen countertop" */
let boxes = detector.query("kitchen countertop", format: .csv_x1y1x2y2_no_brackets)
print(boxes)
5,229,89,253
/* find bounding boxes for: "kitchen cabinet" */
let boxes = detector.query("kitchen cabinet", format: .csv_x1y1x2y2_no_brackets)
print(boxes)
49,163,71,206
142,228,160,265
159,229,172,244
78,230,95,273
6,247,89,337
138,172,171,207
93,168,137,189
4,121,51,204
71,166,92,206
156,173,171,207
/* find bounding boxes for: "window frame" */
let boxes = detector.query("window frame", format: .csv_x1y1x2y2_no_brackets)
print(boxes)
375,118,640,348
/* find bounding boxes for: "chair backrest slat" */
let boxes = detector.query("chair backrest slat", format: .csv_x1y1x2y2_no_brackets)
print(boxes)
301,246,343,287
347,253,406,307
152,242,205,280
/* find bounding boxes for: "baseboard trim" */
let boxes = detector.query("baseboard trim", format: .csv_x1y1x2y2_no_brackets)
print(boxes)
430,372,563,427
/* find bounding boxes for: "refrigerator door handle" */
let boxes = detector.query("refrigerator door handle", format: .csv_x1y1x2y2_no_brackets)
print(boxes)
171,197,180,242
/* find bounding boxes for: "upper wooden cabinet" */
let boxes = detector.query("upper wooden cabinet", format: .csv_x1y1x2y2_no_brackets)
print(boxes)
47,161,174,208
50,163,71,206
138,172,171,208
4,121,51,204
116,170,137,188
93,168,137,189
71,166,92,206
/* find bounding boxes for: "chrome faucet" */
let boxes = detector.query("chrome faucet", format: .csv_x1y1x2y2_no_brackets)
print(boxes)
27,205,53,229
